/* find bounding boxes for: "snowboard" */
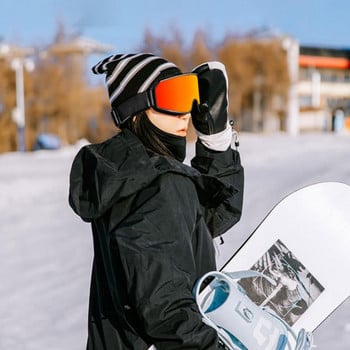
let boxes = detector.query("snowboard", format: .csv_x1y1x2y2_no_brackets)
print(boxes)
221,181,350,334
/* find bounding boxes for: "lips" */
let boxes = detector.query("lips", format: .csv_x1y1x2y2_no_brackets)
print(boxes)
176,128,187,136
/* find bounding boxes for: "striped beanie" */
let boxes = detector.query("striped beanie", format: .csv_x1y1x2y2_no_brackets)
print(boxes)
92,53,182,125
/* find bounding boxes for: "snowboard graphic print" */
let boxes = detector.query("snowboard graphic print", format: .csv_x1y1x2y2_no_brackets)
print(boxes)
238,239,324,326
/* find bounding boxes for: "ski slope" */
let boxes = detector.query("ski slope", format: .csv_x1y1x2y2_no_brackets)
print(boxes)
1,132,349,349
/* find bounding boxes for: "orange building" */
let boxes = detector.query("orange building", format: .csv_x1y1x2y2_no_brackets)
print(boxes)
298,46,350,132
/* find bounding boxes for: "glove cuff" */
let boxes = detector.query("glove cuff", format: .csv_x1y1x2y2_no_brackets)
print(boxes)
196,123,232,151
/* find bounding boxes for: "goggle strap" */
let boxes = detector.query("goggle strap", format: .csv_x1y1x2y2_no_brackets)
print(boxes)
111,91,152,126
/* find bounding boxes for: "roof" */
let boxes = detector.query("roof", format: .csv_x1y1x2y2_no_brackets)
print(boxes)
299,45,350,69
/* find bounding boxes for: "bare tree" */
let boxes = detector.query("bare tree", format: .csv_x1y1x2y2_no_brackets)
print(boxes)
218,37,289,131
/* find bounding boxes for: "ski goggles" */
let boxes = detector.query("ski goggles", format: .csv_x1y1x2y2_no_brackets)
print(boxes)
111,73,200,126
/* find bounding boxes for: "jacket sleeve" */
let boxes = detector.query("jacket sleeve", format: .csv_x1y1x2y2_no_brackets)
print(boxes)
110,174,220,350
191,141,244,237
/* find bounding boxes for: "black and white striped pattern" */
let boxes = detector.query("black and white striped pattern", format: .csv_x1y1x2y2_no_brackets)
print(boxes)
92,53,181,110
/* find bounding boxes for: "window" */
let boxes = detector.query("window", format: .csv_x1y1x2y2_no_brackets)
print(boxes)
299,95,312,107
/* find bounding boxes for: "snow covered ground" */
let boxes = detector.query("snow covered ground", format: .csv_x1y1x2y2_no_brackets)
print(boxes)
1,132,349,349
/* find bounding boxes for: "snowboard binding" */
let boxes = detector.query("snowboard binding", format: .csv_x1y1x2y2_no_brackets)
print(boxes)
193,270,314,350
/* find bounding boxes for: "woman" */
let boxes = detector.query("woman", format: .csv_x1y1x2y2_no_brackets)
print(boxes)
69,53,244,349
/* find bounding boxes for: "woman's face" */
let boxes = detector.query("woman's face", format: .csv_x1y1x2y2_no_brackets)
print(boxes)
146,108,190,137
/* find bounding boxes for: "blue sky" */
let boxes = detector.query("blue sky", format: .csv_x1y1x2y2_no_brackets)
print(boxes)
1,0,349,52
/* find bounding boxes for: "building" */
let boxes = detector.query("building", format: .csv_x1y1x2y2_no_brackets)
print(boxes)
298,46,350,132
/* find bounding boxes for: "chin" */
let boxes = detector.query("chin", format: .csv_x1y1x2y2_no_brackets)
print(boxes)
176,130,187,137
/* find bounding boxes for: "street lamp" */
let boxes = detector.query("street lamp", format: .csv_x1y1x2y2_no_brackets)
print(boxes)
11,58,35,151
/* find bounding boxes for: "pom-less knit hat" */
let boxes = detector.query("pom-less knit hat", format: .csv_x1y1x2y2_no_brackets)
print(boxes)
92,53,182,126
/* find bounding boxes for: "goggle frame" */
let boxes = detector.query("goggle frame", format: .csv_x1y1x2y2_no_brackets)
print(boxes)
111,73,200,126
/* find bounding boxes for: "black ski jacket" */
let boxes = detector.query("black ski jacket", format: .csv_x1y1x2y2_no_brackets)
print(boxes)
69,129,244,350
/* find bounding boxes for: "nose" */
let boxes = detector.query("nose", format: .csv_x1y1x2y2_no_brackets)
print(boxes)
179,113,190,120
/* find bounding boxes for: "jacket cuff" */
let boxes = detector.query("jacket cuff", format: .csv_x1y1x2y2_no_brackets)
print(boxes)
195,139,233,162
191,138,241,176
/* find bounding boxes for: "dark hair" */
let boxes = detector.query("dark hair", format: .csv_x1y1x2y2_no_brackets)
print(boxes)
123,112,173,157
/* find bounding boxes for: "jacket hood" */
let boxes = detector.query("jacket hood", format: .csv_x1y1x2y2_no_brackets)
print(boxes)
69,129,236,222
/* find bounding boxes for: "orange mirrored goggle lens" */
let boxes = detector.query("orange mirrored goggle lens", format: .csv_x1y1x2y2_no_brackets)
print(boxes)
154,74,200,114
